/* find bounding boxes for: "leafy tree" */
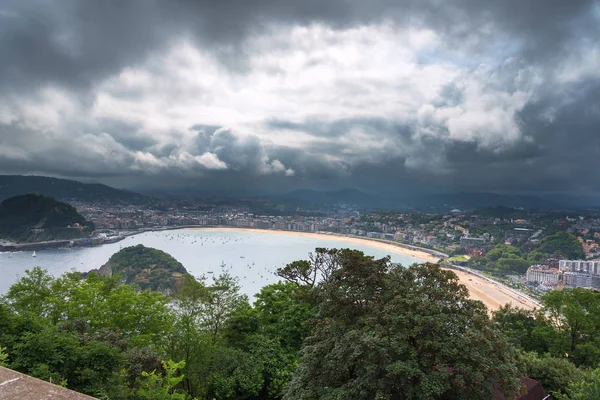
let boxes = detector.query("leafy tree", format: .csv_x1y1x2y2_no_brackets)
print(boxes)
527,250,548,263
10,325,127,398
281,249,524,400
541,289,600,362
492,305,541,352
253,282,315,351
206,335,294,400
496,288,600,374
124,347,164,390
165,272,260,399
166,275,211,396
202,272,249,343
0,346,8,367
7,248,566,400
136,360,187,400
2,267,174,398
6,267,173,346
519,352,588,395
5,267,54,317
555,368,600,400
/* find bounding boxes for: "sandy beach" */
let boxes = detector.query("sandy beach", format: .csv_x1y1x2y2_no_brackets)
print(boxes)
188,227,540,312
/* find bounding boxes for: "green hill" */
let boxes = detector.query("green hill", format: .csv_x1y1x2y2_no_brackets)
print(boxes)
530,231,585,260
97,245,189,294
0,193,94,242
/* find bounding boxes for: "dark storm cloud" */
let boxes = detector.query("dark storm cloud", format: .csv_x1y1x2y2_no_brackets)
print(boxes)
1,0,596,91
0,0,598,196
95,119,158,151
260,70,600,196
0,1,175,92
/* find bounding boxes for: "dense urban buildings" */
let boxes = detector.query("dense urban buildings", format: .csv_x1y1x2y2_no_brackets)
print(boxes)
525,260,600,290
5,196,600,294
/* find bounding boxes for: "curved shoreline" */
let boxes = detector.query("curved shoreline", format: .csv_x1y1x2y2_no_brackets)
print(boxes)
1,225,540,312
185,227,541,312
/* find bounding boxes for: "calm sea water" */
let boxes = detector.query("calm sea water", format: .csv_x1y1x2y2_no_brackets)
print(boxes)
0,229,420,299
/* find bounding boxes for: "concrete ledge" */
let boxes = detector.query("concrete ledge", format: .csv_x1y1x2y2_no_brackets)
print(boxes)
0,366,96,399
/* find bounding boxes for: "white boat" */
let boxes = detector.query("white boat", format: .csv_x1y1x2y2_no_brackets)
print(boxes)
32,251,36,257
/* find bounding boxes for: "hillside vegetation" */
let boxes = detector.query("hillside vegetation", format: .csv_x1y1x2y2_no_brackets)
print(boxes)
532,231,585,260
0,193,93,242
470,232,585,274
97,245,189,293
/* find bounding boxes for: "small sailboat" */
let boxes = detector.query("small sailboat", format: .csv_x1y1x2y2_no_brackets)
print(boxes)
32,251,36,257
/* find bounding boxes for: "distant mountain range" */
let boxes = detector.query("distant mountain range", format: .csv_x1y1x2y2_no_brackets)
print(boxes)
2,175,595,212
404,192,562,212
280,188,403,210
276,189,569,212
0,175,150,203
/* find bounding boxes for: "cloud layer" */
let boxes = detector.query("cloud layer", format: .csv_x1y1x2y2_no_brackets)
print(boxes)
0,0,599,195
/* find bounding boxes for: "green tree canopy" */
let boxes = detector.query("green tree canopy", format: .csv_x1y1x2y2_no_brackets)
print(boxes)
535,232,585,260
486,244,522,261
280,249,524,400
4,267,172,347
492,288,600,395
98,244,189,294
519,351,588,395
469,244,530,274
540,288,600,365
556,368,600,400
253,282,315,352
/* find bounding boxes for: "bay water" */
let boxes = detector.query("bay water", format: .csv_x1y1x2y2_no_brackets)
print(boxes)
0,229,420,299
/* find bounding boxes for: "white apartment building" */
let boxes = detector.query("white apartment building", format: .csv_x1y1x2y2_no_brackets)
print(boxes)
526,266,560,285
559,260,600,275
562,272,600,289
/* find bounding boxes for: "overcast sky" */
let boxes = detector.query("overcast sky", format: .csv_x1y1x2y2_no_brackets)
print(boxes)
0,0,598,196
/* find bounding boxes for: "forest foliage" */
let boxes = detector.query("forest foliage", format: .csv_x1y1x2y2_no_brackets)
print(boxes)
2,247,600,399
97,245,189,293
492,289,600,398
469,232,585,275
